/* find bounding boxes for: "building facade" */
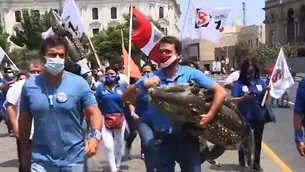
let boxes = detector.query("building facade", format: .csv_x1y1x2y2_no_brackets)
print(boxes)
0,0,181,38
264,0,305,56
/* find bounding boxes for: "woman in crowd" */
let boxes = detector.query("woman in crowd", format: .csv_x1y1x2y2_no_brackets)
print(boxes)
95,66,129,172
133,62,156,172
231,59,270,172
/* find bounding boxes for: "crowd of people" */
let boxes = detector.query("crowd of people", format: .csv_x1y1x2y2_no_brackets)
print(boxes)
0,34,303,172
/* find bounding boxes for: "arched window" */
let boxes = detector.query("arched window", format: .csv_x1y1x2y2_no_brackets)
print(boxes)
287,8,295,43
15,11,21,22
92,8,98,20
111,7,117,19
159,7,164,18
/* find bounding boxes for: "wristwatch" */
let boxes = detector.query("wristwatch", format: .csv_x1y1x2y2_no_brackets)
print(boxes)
90,129,102,141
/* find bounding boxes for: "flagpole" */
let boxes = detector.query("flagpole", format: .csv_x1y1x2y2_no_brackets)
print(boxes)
127,0,134,84
180,0,191,40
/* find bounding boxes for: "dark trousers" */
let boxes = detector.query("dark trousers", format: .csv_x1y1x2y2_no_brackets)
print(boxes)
239,120,265,165
125,119,138,148
17,139,32,172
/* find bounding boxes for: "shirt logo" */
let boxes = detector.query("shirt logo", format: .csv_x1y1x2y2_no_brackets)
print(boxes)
116,90,122,95
56,92,68,103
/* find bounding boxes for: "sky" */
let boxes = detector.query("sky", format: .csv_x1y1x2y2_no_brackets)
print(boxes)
179,0,265,27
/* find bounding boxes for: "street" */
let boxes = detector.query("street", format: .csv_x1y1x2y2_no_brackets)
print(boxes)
0,74,303,172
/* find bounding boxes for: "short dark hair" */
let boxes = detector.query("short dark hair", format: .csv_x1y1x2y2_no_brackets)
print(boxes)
180,59,198,69
141,62,153,71
105,66,118,74
39,36,67,55
17,72,28,80
158,36,182,55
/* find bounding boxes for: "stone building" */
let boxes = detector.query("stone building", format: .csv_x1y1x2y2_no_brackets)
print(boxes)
0,0,181,38
264,0,305,56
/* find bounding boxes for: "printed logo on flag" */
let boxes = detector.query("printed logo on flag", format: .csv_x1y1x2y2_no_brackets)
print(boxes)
195,8,211,29
272,69,283,84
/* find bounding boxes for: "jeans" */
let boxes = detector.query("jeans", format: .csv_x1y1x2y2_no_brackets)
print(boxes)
155,134,201,172
17,139,32,172
239,120,265,165
138,122,155,172
125,119,138,149
31,162,85,172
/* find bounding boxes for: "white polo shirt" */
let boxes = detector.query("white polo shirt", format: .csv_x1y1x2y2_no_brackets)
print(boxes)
6,79,34,140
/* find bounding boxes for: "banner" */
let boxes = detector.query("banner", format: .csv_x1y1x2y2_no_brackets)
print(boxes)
182,0,231,43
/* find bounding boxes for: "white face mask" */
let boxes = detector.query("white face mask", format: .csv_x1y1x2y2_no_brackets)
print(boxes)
44,57,65,76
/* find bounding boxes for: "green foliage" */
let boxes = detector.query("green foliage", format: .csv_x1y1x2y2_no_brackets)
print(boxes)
92,12,162,66
0,25,10,52
251,44,297,62
234,41,251,65
7,48,26,62
10,9,51,50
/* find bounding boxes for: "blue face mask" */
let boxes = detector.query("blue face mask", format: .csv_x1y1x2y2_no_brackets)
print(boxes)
248,72,255,79
8,73,14,79
105,75,118,84
44,57,65,76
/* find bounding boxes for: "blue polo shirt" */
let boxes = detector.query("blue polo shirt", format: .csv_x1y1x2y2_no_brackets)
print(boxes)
134,65,215,134
135,94,152,123
294,77,305,127
20,72,97,166
95,83,127,115
232,78,266,120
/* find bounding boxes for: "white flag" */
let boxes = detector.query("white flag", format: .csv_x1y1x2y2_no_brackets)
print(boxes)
182,0,231,43
0,47,5,63
269,47,294,99
61,0,85,35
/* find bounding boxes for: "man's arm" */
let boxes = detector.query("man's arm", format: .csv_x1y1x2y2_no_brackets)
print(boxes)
294,78,305,143
7,103,18,136
18,85,32,169
122,75,149,105
6,82,23,138
0,80,14,91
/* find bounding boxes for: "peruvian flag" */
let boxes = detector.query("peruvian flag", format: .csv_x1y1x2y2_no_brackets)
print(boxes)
131,7,164,63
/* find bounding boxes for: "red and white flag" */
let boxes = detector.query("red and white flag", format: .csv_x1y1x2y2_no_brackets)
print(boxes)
131,7,164,63
269,47,294,99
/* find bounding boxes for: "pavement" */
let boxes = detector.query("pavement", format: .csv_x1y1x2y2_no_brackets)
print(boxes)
0,123,285,172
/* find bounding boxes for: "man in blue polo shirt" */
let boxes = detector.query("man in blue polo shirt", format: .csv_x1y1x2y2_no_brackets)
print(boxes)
18,36,103,172
122,36,226,172
294,77,305,156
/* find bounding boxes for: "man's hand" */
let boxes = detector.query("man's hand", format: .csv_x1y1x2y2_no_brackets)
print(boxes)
243,94,256,100
131,112,140,121
199,113,214,128
296,142,305,157
85,138,99,158
143,76,160,88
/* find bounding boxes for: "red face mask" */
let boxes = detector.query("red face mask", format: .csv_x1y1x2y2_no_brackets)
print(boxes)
159,54,179,69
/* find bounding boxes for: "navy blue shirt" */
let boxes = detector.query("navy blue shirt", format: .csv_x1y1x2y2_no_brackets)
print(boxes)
20,72,97,166
294,77,305,127
232,78,266,120
134,65,215,134
95,83,127,115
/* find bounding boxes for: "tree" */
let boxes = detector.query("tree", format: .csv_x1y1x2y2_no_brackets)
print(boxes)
251,43,297,63
10,9,51,51
234,41,251,65
92,12,162,66
0,25,10,52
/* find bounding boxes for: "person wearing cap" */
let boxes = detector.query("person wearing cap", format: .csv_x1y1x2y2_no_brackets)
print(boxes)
0,67,16,135
122,36,226,172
